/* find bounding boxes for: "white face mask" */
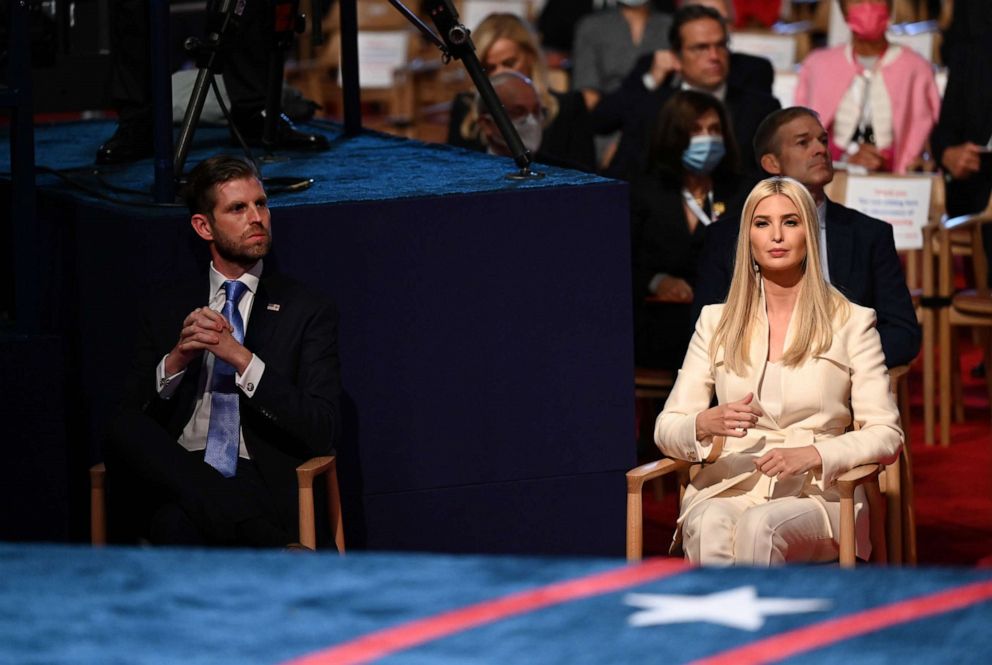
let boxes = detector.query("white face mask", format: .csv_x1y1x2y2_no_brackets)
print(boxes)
511,113,543,154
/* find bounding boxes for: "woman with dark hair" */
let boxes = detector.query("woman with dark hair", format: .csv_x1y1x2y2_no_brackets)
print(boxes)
631,90,743,370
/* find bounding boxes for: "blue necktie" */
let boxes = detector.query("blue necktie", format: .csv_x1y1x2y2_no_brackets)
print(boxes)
204,280,249,477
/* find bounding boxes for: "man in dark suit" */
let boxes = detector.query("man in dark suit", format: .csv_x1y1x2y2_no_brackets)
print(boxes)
931,0,992,286
693,107,921,367
105,155,340,547
593,4,780,180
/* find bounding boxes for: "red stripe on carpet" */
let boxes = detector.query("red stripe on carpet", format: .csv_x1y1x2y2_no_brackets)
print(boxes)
283,557,690,665
691,579,992,665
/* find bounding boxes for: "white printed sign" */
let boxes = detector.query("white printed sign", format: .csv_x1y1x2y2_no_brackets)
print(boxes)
731,32,796,71
355,31,410,89
888,30,935,62
844,175,933,250
772,70,798,108
461,1,528,31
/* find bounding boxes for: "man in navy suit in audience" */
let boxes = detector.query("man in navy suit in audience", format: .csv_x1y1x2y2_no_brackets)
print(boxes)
693,107,921,368
593,4,780,180
625,0,775,96
106,155,341,547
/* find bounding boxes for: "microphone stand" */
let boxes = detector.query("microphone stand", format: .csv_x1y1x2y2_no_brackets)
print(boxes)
388,0,543,180
173,0,313,193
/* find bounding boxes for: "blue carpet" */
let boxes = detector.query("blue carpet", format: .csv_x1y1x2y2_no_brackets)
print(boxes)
1,545,991,664
2,120,610,212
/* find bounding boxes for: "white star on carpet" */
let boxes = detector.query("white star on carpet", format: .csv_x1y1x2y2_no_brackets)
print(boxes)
624,586,832,631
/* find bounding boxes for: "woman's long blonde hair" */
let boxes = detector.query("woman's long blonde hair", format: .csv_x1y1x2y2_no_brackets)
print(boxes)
460,13,559,142
710,177,849,374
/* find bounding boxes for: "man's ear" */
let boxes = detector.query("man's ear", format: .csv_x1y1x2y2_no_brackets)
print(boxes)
760,153,782,175
477,114,495,146
191,214,214,242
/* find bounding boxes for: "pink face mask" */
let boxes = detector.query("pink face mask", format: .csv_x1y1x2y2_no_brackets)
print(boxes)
847,2,890,40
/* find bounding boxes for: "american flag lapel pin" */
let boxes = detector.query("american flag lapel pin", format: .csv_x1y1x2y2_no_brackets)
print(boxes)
267,303,281,312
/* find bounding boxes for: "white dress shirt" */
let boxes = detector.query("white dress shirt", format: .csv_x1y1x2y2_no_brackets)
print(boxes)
817,199,831,284
155,260,267,458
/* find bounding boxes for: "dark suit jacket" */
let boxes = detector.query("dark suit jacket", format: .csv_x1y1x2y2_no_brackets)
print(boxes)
624,50,774,98
692,197,921,368
121,268,341,538
630,172,744,369
931,37,992,217
593,78,780,181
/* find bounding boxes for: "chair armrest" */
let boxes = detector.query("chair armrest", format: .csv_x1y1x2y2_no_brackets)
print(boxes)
944,211,992,232
626,458,690,493
836,463,881,497
296,455,335,489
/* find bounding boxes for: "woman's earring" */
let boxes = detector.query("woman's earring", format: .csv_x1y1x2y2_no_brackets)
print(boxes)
752,259,760,273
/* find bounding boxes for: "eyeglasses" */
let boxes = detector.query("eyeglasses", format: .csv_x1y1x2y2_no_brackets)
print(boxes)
683,39,730,57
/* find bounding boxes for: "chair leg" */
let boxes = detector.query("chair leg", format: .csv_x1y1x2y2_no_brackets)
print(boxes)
939,309,953,446
952,332,966,424
626,485,644,562
325,460,345,554
922,303,936,445
90,463,107,546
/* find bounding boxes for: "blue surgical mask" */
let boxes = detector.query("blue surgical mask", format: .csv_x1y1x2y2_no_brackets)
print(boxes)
681,135,726,175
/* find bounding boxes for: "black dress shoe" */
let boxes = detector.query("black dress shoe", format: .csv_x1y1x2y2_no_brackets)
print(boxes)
231,111,330,152
95,121,154,165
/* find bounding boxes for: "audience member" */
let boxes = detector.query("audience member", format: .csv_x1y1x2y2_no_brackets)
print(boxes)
538,0,676,53
693,107,921,367
621,0,775,98
930,0,992,287
97,0,327,164
594,4,779,180
474,71,589,171
631,91,743,369
105,155,341,547
448,13,595,172
794,0,939,174
656,176,902,565
571,1,674,111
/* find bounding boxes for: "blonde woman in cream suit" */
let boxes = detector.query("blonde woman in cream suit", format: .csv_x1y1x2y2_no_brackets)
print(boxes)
656,176,903,566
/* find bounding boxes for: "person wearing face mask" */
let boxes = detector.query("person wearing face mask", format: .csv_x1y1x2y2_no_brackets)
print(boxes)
630,91,743,370
795,0,940,174
475,71,587,171
448,13,596,173
594,4,779,180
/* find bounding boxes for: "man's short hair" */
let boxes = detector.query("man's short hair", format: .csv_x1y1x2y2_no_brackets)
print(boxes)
474,70,536,117
669,4,726,53
184,155,261,216
752,106,822,165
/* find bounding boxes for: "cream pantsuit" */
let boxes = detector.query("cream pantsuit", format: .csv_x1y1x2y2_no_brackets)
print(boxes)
656,301,903,565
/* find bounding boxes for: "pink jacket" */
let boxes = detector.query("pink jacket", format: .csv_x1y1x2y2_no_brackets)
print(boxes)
796,43,941,174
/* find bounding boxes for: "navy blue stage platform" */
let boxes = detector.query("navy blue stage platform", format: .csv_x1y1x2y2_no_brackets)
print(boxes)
2,544,992,665
0,120,634,555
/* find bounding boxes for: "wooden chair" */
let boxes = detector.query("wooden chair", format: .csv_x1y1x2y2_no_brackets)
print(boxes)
922,204,992,446
626,365,916,567
90,457,345,552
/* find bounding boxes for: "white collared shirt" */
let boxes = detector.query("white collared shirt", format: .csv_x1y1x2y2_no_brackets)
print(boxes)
682,80,727,102
818,200,831,284
155,260,267,458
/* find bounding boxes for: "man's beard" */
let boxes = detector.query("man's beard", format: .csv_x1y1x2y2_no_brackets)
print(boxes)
214,224,272,265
